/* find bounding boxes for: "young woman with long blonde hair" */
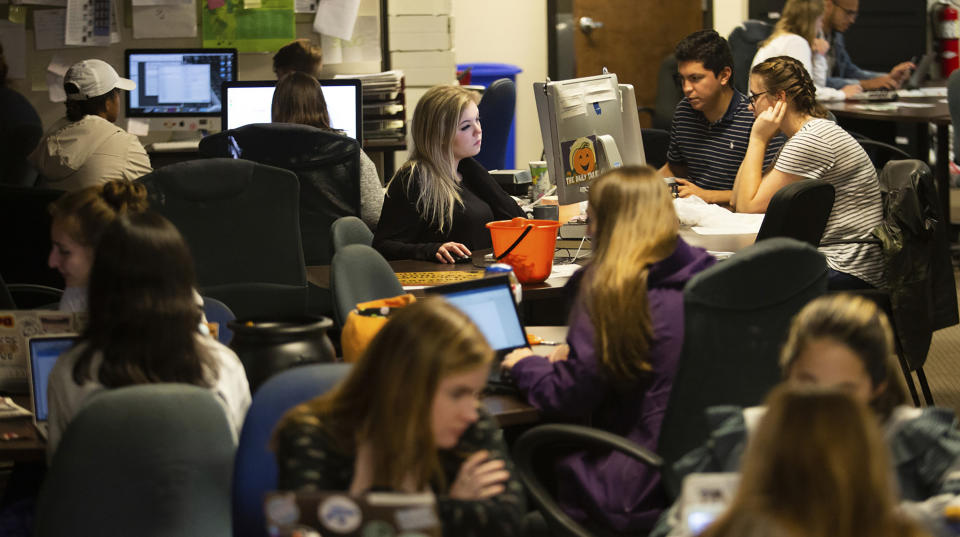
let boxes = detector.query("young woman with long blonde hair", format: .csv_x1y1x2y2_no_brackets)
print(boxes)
373,84,524,263
502,166,715,534
273,298,525,536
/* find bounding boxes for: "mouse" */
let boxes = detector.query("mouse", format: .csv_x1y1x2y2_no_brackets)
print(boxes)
454,255,472,263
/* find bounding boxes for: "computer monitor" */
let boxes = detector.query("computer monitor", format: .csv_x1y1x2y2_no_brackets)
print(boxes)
125,48,237,118
534,73,647,205
221,79,363,142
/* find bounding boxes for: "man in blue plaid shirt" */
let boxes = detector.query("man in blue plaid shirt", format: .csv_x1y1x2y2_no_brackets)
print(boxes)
822,0,915,90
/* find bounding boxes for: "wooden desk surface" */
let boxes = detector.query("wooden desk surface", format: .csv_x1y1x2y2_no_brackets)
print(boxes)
823,95,950,125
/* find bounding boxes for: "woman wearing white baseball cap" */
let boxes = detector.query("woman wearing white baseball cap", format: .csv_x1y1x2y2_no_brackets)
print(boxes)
30,59,152,191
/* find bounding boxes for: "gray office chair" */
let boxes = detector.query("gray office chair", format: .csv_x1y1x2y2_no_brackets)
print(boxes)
35,384,235,537
330,215,374,255
330,244,404,327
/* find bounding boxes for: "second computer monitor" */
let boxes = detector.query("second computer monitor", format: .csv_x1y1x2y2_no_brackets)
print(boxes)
125,48,237,117
221,79,363,142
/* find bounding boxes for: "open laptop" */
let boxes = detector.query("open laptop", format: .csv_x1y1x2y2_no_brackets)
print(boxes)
264,490,441,537
425,275,529,385
26,335,77,439
905,52,936,90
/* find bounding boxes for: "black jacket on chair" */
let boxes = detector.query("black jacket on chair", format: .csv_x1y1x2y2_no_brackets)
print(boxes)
200,123,361,265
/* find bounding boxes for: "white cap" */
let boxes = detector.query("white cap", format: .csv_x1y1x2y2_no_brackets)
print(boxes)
64,59,136,101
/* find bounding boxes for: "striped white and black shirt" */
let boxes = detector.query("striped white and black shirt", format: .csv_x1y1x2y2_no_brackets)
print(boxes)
774,118,884,287
666,90,783,191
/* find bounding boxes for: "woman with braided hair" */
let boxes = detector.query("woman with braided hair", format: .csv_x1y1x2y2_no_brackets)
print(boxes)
732,55,883,290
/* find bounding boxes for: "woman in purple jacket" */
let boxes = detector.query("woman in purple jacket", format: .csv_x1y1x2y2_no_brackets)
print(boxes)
502,166,715,534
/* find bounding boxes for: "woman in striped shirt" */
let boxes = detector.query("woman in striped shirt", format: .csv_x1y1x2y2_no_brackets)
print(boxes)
731,55,883,290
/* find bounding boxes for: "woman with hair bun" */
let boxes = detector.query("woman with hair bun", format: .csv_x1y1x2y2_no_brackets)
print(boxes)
732,55,883,290
47,179,149,312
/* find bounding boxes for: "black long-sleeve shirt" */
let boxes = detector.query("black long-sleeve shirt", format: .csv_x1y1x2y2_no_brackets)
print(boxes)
373,158,525,261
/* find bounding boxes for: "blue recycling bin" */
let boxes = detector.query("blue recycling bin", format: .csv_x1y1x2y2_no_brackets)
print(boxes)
457,62,522,170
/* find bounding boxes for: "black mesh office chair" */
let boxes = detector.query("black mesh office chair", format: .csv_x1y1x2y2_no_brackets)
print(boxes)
755,179,835,247
0,185,65,291
475,78,517,171
330,244,403,327
640,128,670,169
857,139,913,172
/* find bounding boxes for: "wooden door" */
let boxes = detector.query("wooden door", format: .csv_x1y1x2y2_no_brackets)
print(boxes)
573,0,702,126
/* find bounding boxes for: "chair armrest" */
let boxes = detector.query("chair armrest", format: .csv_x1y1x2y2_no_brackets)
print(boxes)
512,423,662,537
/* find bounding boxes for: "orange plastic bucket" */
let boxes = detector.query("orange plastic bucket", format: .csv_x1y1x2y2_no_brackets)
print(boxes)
486,217,562,283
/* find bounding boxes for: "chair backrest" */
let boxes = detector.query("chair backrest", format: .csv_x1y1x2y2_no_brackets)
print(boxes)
728,20,774,94
0,185,65,289
233,363,352,537
330,215,374,254
36,384,235,537
199,124,362,266
0,272,15,309
0,91,43,187
756,179,835,246
857,139,913,171
948,70,960,164
331,244,404,326
475,78,517,171
640,128,670,169
140,158,307,319
658,238,827,497
653,54,682,131
203,295,236,345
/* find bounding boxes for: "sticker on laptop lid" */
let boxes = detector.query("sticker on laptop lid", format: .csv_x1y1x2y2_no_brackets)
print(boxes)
319,495,362,533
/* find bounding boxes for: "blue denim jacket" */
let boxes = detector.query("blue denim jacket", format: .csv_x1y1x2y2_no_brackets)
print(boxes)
825,31,885,89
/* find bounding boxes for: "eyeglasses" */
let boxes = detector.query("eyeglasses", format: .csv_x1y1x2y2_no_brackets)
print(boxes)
834,2,858,18
748,91,768,105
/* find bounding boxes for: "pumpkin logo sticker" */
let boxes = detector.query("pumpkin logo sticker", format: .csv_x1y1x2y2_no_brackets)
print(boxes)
561,135,602,185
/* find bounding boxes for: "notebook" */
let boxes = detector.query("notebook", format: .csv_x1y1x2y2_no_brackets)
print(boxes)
264,491,441,537
26,335,77,439
425,275,529,385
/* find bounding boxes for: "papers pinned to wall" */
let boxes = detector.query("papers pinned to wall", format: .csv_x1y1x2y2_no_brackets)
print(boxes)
133,0,197,38
202,0,295,52
0,20,26,79
33,8,67,49
293,0,314,13
46,53,71,102
64,0,112,46
321,15,379,65
312,0,359,41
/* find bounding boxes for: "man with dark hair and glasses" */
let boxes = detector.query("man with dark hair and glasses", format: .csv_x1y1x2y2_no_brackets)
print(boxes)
660,30,783,204
822,0,914,90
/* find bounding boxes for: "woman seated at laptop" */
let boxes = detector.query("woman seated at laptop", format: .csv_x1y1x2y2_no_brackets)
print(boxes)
47,179,148,312
373,85,525,263
271,72,384,231
273,297,525,536
500,166,716,534
45,212,251,459
731,55,883,290
700,385,927,537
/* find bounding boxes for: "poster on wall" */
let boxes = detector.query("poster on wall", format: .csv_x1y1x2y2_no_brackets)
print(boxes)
201,0,294,53
133,0,196,38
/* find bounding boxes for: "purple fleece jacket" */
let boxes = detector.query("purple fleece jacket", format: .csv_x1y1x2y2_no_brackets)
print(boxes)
510,238,715,533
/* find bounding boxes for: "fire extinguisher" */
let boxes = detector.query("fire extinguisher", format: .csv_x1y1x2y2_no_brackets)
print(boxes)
934,1,960,77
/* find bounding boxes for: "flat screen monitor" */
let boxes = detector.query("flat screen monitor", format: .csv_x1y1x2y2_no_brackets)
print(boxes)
125,48,237,117
221,79,363,142
534,73,646,205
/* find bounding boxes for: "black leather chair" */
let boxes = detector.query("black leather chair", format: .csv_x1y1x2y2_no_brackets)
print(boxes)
755,179,835,247
140,158,308,320
330,244,403,327
0,273,15,309
0,90,43,187
857,139,913,172
475,78,516,171
330,215,373,254
728,20,774,94
638,54,683,131
0,185,65,291
640,128,670,169
200,123,362,266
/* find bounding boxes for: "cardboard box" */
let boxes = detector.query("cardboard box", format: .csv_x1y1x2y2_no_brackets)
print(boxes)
391,50,455,69
399,66,457,86
388,15,450,34
387,0,451,15
0,310,83,393
389,32,452,52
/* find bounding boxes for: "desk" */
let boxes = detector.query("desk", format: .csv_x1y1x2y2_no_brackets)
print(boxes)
0,395,44,463
679,228,756,253
823,95,951,222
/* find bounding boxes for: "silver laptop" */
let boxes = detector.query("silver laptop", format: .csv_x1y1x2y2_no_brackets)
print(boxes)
26,335,77,439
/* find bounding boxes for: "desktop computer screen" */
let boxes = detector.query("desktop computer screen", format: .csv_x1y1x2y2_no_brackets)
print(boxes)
221,79,363,141
125,48,237,117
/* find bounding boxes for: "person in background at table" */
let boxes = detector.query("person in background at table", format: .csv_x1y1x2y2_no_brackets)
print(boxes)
822,0,914,90
650,294,960,537
273,297,525,537
374,85,524,263
660,29,784,204
47,179,149,312
501,166,715,534
699,385,929,537
751,0,861,101
732,55,883,290
30,59,151,192
272,72,384,230
46,212,251,460
273,39,323,79
0,41,43,186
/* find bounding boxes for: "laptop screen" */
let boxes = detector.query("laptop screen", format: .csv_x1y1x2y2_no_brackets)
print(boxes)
429,278,527,352
29,336,76,421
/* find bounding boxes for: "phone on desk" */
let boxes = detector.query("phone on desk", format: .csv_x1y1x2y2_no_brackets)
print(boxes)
680,473,739,535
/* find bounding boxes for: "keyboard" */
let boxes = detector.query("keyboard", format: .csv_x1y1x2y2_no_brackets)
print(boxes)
846,90,898,102
148,140,201,152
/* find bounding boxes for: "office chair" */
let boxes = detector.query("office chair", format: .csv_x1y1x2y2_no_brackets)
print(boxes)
948,70,960,165
330,244,404,327
640,128,670,169
232,363,352,537
475,78,517,170
35,384,235,537
0,185,66,291
6,284,64,309
140,159,308,320
727,20,774,94
330,215,374,255
755,179,835,247
857,139,913,172
0,273,15,309
203,296,236,345
0,93,43,187
638,54,682,131
200,123,362,266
